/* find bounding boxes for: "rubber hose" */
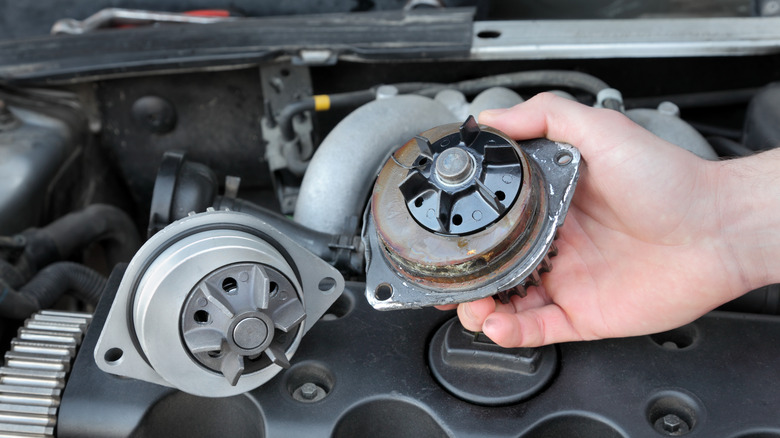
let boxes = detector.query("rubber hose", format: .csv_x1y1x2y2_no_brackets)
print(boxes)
416,70,611,97
0,261,106,320
277,83,443,141
213,196,344,267
278,71,610,142
17,204,140,278
706,136,755,157
624,88,759,110
0,259,25,289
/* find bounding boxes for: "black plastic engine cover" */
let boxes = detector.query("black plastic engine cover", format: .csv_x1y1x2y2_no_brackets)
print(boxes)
59,267,780,437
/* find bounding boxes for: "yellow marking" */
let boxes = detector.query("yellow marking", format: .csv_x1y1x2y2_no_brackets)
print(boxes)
314,95,331,111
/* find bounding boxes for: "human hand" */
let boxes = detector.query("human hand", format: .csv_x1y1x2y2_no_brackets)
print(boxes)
439,92,779,348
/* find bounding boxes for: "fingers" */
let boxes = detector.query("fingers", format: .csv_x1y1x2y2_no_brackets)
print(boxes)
434,304,458,311
478,92,651,159
479,92,604,143
457,297,495,331
482,304,584,348
456,286,552,332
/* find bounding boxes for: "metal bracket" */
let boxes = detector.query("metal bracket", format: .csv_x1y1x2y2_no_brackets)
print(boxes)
260,64,314,213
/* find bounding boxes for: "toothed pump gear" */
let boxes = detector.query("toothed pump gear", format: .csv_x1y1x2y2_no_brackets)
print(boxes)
363,116,581,310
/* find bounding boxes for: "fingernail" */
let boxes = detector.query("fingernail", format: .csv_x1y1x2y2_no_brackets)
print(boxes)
480,108,510,118
483,315,499,332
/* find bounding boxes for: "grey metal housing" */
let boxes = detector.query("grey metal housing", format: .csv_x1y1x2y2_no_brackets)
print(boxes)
94,211,345,397
294,94,458,234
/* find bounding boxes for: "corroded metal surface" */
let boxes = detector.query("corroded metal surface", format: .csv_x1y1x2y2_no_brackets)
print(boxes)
364,119,580,310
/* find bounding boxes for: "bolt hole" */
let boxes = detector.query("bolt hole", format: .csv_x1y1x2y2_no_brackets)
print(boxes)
222,277,238,294
496,190,506,201
194,310,211,325
452,214,463,226
477,30,502,39
208,350,223,358
285,362,335,403
649,324,697,350
375,284,393,301
418,157,429,166
414,197,424,208
321,291,354,321
280,68,290,77
318,277,337,294
646,391,700,435
555,151,573,166
104,348,123,364
269,281,279,298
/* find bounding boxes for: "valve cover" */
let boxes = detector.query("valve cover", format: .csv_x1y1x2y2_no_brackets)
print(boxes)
363,116,581,310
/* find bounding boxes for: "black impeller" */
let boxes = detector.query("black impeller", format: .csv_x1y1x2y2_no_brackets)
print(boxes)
397,116,523,235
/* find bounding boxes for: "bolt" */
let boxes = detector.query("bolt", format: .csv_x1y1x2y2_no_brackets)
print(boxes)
436,147,475,185
299,382,318,400
662,414,681,433
762,0,780,16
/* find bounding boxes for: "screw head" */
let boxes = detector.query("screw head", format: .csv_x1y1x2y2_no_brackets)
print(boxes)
654,413,690,436
300,382,318,400
662,414,681,433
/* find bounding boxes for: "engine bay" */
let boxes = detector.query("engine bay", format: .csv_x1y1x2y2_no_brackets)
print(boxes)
1,1,780,437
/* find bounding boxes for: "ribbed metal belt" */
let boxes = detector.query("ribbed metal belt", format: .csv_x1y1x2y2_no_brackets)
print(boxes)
0,310,91,437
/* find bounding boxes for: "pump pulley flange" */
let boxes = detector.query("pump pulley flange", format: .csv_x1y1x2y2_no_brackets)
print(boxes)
363,116,581,310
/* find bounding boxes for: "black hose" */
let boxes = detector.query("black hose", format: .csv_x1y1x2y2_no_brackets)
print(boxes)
417,70,610,98
0,259,24,289
213,196,362,273
276,71,613,141
0,262,106,320
624,88,759,110
278,98,315,140
687,121,743,141
706,136,754,157
14,204,141,279
277,83,444,141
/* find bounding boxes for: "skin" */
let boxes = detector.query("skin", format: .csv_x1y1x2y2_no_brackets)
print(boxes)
437,92,780,348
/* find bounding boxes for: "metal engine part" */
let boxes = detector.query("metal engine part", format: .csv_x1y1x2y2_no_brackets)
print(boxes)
0,310,91,437
363,116,580,310
294,94,458,235
94,210,345,397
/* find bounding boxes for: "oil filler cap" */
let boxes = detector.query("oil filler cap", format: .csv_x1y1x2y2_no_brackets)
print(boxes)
428,317,558,406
